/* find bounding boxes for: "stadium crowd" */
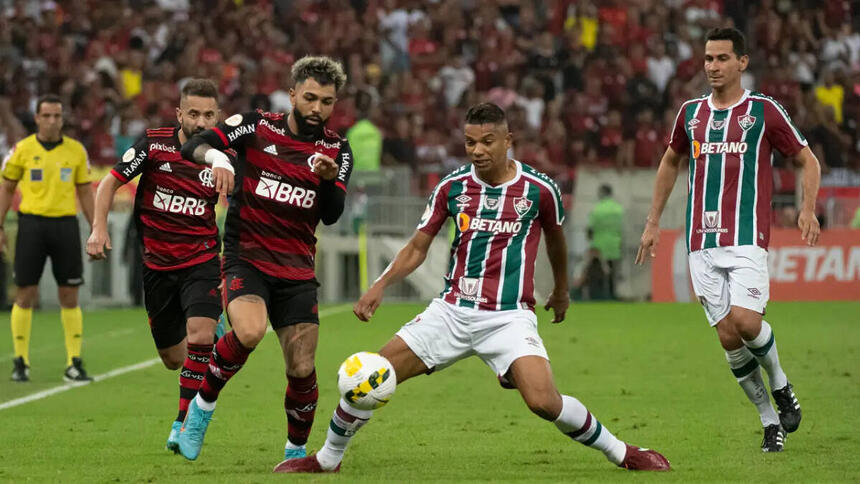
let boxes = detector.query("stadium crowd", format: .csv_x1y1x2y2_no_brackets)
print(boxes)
1,0,859,204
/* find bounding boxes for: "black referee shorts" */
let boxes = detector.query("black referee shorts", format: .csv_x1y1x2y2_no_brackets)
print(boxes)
222,259,319,330
14,213,83,287
143,256,222,349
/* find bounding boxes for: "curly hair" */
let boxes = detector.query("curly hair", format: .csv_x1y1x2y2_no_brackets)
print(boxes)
291,56,347,92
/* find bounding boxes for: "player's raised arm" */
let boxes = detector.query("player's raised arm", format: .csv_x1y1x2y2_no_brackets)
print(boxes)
317,141,354,225
791,146,821,246
635,146,686,265
353,230,434,322
181,111,261,194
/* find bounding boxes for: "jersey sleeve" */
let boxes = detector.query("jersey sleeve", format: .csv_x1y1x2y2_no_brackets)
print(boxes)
537,176,565,229
111,136,150,184
74,142,92,184
333,140,354,192
667,103,690,154
416,182,451,237
207,111,263,150
763,99,808,157
1,142,24,181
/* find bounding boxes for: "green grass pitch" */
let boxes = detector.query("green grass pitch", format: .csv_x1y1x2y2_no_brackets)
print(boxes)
1,301,858,482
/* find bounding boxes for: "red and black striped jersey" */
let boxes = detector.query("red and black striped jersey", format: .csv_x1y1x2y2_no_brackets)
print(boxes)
198,111,353,280
111,127,220,271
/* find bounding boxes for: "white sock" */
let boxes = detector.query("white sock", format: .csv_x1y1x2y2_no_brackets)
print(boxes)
194,393,216,411
315,399,373,470
284,440,305,451
743,321,788,391
553,395,626,465
725,347,779,427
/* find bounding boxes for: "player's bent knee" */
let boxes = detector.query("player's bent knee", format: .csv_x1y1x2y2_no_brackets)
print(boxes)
523,393,562,421
160,353,184,370
233,323,266,347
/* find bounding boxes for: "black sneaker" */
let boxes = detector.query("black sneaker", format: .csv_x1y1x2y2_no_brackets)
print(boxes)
11,356,29,382
761,424,785,452
63,357,93,382
772,383,801,433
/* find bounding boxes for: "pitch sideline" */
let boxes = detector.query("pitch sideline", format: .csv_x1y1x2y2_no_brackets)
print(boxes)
0,305,353,411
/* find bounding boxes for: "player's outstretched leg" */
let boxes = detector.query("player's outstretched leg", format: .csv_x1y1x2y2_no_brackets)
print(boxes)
743,321,801,432
725,347,784,451
273,398,373,473
283,369,318,460
169,342,213,452
554,395,670,471
178,331,254,460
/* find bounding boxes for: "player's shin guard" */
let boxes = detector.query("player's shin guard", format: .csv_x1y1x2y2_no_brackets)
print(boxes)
60,307,83,366
743,321,788,391
10,304,32,365
285,369,318,446
198,331,253,403
726,347,779,426
554,395,626,465
177,343,213,422
315,399,373,470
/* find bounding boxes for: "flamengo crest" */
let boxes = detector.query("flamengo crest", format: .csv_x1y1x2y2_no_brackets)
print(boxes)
513,197,532,217
738,114,756,131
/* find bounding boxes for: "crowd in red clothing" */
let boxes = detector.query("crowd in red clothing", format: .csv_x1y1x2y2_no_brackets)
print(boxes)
1,0,858,199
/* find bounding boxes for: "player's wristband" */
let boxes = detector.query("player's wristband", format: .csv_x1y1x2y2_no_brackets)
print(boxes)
204,149,234,175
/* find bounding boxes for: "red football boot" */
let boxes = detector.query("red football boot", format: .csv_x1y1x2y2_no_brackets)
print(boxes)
618,444,671,471
273,455,340,473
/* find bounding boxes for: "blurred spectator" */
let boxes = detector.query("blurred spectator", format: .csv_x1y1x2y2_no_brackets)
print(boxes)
588,184,624,300
0,0,856,219
346,94,383,173
382,115,416,167
816,69,845,124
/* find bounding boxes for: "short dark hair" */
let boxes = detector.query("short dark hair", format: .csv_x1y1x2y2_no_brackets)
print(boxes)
599,184,613,197
181,78,219,101
291,56,347,92
705,27,747,57
465,102,507,126
36,94,62,114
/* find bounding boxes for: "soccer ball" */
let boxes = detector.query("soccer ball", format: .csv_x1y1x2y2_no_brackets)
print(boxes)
337,352,397,410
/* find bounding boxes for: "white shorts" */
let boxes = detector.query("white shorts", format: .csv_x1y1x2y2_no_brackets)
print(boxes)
688,245,769,326
395,298,549,377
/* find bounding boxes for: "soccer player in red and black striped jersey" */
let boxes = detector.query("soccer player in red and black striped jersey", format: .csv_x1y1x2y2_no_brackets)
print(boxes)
276,103,670,474
176,56,353,462
636,28,820,452
87,79,231,452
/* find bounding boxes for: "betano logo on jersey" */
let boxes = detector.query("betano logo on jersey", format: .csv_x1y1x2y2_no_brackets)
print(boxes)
691,140,748,158
457,213,522,234
255,175,317,208
152,190,207,215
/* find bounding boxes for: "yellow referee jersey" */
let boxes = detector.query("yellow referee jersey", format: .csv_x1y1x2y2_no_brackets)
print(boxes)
1,134,91,217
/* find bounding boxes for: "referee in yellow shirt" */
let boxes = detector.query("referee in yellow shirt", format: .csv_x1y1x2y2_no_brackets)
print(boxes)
0,95,95,382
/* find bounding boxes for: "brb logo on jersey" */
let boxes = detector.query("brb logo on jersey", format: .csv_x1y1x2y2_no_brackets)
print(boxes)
152,188,207,215
255,173,317,208
692,141,748,159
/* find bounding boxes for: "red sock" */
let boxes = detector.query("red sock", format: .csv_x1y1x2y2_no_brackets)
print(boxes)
177,342,213,422
198,331,253,403
284,369,318,446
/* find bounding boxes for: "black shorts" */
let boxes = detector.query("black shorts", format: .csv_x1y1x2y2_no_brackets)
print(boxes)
14,213,83,287
223,260,319,329
143,256,222,349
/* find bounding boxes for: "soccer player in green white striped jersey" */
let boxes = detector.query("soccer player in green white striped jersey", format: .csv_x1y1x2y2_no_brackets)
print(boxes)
274,103,670,474
636,28,820,453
